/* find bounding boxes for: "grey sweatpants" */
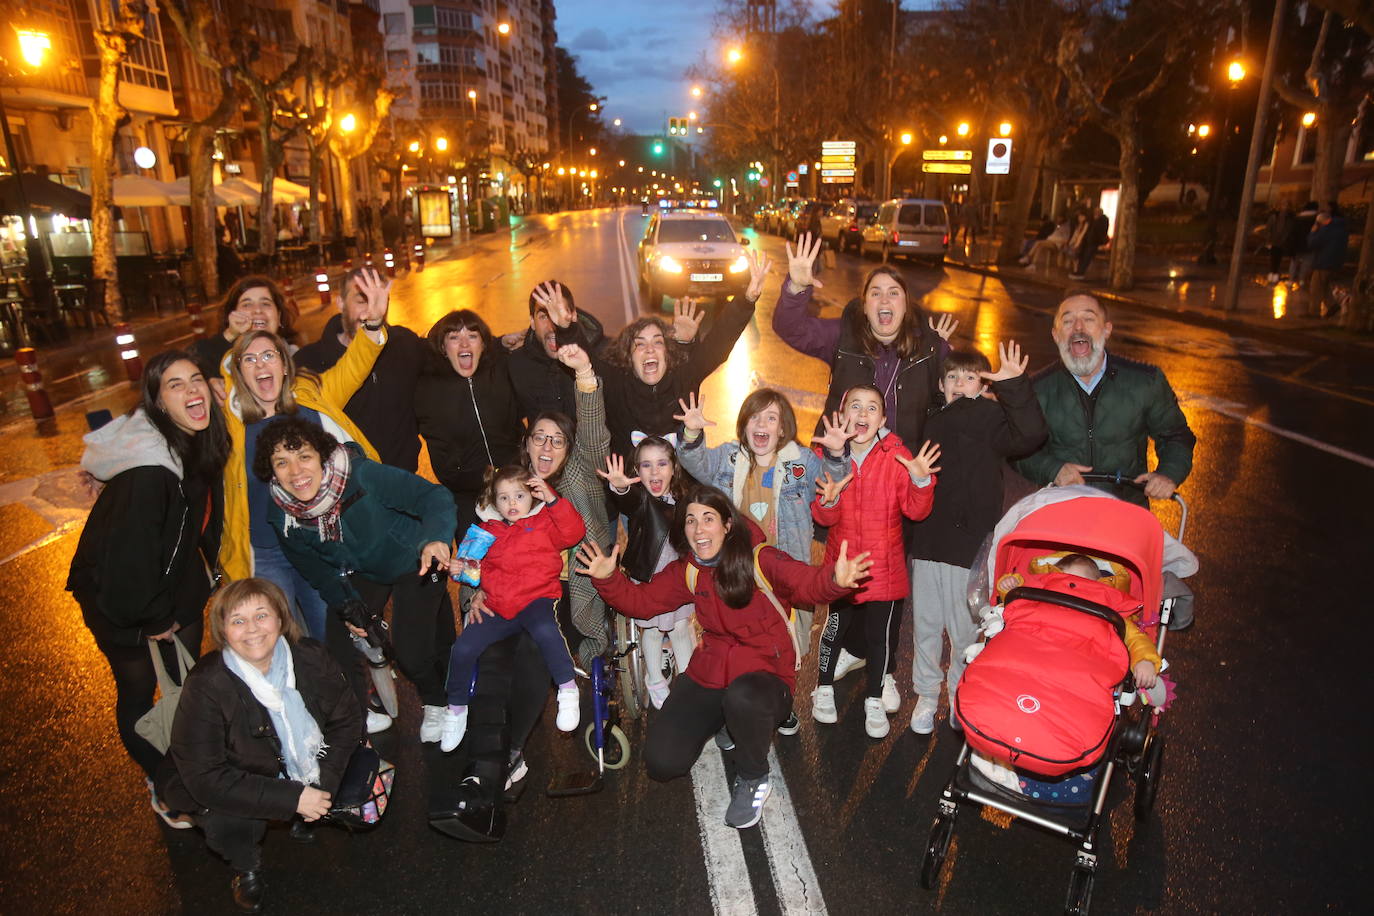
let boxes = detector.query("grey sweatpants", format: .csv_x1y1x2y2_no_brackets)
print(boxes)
910,559,978,701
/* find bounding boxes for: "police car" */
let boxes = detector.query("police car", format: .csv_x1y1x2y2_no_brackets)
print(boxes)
637,208,752,307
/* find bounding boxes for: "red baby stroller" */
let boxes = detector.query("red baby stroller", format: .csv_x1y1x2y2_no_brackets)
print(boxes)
918,479,1193,915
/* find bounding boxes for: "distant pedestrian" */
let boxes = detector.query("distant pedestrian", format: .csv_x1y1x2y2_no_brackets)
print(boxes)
1306,208,1349,318
380,201,403,253
1285,201,1319,284
1069,208,1110,280
1265,200,1294,283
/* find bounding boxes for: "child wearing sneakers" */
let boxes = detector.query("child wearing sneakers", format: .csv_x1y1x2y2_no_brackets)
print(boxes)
440,466,586,752
812,385,940,738
906,342,1047,734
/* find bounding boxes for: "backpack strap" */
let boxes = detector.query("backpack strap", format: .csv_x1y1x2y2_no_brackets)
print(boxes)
684,546,802,672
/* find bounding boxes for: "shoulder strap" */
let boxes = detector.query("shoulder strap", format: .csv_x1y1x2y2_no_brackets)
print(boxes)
683,546,801,672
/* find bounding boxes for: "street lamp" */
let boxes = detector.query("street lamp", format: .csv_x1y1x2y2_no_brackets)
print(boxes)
408,140,420,153
613,118,621,127
691,85,703,98
998,121,1012,137
1200,61,1248,263
1301,111,1316,128
435,137,448,152
726,46,743,65
15,29,52,68
497,22,511,36
886,130,915,199
1227,60,1247,83
1196,123,1212,138
3,25,57,324
339,113,357,134
956,122,970,137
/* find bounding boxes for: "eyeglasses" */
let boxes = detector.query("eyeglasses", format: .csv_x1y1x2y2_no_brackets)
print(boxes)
530,432,567,449
240,350,280,367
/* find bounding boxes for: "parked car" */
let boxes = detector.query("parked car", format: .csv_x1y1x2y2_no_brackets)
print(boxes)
766,198,801,234
785,200,826,241
859,198,950,265
819,199,879,253
638,210,752,307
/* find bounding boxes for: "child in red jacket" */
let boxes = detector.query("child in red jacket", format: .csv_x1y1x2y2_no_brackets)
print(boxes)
440,465,586,752
812,385,940,738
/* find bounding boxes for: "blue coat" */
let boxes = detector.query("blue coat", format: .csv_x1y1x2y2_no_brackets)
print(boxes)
1307,215,1349,272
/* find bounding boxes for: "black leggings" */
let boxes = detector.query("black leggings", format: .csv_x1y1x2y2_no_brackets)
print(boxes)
643,671,791,781
817,598,901,698
83,602,203,780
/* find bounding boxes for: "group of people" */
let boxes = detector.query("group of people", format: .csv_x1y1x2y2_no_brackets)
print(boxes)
1263,199,1351,318
1017,207,1112,280
67,224,1195,911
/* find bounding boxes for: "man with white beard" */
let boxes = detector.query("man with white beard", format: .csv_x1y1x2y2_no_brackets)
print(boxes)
1016,292,1195,507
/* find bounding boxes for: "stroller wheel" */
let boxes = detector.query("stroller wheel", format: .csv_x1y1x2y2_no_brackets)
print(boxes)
1064,866,1094,915
919,814,955,890
1134,735,1165,822
583,723,631,770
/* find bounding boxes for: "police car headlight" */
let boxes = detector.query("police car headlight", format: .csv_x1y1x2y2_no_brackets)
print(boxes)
658,255,683,274
728,255,749,273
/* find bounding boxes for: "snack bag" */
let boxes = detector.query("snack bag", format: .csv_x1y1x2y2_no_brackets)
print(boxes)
451,524,496,586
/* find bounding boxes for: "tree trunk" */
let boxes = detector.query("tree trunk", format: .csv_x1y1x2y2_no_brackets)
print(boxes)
1340,195,1374,331
997,127,1048,264
1108,116,1142,291
306,148,323,244
253,93,279,258
1308,114,1354,208
186,124,219,302
337,156,356,239
90,29,127,322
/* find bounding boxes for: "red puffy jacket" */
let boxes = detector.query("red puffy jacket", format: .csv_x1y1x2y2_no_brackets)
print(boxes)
593,523,849,691
812,431,936,601
478,497,586,618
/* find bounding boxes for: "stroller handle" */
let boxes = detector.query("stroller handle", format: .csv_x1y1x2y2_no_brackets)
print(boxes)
1003,586,1127,642
1077,472,1189,543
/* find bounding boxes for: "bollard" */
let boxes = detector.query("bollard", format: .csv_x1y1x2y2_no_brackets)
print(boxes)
14,348,54,421
383,248,396,277
343,257,353,271
186,301,206,338
364,251,375,270
413,241,426,271
315,267,331,309
279,271,301,326
114,322,143,383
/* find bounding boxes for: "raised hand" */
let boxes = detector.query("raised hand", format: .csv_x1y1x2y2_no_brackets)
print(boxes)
673,392,716,432
528,476,557,504
555,343,591,374
597,454,641,492
980,340,1028,382
531,281,574,327
929,312,958,341
575,541,621,579
225,308,254,340
814,471,853,506
832,540,874,589
671,298,704,343
500,331,525,351
895,440,943,480
354,268,392,329
784,232,824,290
745,248,773,301
814,411,855,455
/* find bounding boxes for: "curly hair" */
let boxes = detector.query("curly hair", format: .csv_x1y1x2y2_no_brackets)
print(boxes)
605,316,689,376
250,416,340,483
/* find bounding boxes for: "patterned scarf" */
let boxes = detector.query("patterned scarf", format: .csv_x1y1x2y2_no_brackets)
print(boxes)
270,444,351,542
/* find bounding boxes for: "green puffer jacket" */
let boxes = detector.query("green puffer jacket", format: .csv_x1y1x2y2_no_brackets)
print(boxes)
270,444,457,605
1016,353,1195,506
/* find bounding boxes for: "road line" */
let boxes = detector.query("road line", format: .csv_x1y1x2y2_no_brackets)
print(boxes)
758,745,829,914
1180,391,1374,470
615,208,639,326
691,749,760,916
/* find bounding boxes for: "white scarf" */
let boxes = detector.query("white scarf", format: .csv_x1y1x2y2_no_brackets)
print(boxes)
224,637,325,786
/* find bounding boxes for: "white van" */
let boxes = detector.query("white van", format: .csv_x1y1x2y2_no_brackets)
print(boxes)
859,198,950,265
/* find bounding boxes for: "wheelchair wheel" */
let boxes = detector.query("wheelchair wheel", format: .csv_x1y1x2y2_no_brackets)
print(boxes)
583,722,631,770
616,615,647,720
918,814,955,890
1064,866,1094,915
1134,735,1164,822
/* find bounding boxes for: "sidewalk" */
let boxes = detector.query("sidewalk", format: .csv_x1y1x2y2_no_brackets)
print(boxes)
943,235,1374,357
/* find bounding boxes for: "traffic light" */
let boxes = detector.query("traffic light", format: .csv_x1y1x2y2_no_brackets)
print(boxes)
668,118,680,136
652,138,664,156
712,178,723,188
746,170,760,182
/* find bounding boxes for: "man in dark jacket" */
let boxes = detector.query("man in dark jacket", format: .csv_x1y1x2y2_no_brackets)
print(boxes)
504,281,605,423
1017,293,1195,506
1306,208,1349,318
1069,208,1110,280
295,267,424,471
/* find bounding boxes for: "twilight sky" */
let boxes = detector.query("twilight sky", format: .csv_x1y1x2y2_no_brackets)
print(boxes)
554,0,882,135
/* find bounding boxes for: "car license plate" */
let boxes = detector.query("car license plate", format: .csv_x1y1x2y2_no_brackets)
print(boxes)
690,273,723,282
899,240,920,247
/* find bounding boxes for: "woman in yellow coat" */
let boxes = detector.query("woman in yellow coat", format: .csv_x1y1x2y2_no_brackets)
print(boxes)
219,268,390,642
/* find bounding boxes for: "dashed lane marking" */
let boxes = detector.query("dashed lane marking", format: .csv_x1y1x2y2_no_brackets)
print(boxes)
691,748,760,915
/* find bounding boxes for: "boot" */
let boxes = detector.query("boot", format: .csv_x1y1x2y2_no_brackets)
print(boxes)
231,870,265,913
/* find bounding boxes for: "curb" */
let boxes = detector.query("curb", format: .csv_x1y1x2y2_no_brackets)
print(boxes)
943,257,1374,359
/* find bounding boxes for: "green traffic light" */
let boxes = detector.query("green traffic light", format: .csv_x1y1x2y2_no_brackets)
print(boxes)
653,141,664,155
712,178,722,188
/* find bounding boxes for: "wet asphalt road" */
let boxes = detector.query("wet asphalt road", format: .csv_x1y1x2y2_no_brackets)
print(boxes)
1,207,1371,915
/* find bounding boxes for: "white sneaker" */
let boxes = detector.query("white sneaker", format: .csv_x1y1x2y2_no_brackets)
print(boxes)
556,686,580,732
811,685,837,724
366,711,393,735
863,697,890,738
419,704,445,743
440,707,468,753
881,674,900,713
647,679,671,710
832,649,866,682
910,696,938,735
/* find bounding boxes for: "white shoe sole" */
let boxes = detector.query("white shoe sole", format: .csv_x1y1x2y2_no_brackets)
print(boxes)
726,783,771,830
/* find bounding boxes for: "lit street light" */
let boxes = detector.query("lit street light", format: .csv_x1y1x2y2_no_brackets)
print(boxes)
497,22,511,36
16,29,52,67
435,137,448,152
1301,111,1316,128
3,26,58,320
956,122,970,137
1197,123,1212,138
726,46,743,65
998,121,1013,137
408,140,421,153
1227,60,1247,83
339,113,356,133
691,85,703,98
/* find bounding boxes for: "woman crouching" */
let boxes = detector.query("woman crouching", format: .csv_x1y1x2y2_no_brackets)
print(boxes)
159,578,363,913
579,485,870,830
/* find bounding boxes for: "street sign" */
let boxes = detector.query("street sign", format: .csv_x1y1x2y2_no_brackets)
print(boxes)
798,163,809,175
760,177,770,188
786,171,799,183
922,162,972,174
820,139,856,184
986,138,1012,174
922,149,973,161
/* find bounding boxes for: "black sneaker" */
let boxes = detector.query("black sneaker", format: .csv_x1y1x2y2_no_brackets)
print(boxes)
714,726,735,751
505,750,528,791
777,712,800,736
724,773,772,829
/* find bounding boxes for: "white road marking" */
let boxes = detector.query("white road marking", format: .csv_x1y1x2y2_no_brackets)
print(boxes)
1180,391,1374,470
615,208,641,326
759,745,829,914
691,749,760,916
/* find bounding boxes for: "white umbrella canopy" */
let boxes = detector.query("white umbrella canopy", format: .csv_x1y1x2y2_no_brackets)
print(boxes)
112,174,182,206
166,176,259,207
220,176,323,204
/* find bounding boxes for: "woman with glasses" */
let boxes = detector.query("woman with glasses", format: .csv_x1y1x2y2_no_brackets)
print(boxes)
189,275,301,402
218,270,389,656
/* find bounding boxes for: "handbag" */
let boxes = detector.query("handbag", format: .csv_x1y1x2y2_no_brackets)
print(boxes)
134,634,196,754
325,743,396,831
